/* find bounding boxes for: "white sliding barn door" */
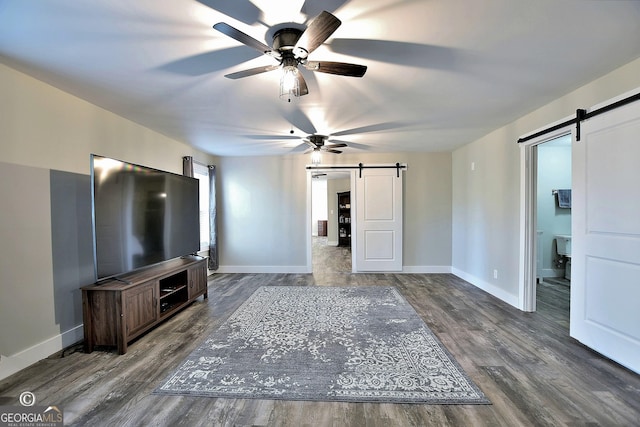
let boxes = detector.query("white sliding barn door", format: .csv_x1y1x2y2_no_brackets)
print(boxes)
355,167,403,271
571,96,640,374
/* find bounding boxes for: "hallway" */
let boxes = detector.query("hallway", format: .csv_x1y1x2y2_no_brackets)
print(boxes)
312,236,351,282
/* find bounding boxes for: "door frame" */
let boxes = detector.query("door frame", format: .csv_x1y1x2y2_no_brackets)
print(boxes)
306,166,358,273
519,121,573,311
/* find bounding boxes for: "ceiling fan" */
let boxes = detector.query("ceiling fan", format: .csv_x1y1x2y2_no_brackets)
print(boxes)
304,134,347,154
245,114,408,157
213,10,367,98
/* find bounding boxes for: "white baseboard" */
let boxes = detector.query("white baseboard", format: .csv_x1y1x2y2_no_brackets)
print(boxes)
0,325,84,381
215,265,311,274
215,265,452,274
402,266,452,274
451,268,520,309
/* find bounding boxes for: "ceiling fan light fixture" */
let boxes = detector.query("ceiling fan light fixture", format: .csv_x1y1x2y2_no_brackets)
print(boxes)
311,149,322,164
279,64,300,102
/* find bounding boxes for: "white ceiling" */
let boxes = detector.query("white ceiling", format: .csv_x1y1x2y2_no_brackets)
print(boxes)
1,0,640,157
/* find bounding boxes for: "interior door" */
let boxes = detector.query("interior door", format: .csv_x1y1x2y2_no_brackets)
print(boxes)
571,95,640,374
355,167,403,271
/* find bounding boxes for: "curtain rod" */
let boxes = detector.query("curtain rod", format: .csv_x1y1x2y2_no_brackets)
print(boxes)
306,163,407,178
517,91,640,144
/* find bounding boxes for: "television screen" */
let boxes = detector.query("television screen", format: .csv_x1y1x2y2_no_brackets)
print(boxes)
91,155,200,281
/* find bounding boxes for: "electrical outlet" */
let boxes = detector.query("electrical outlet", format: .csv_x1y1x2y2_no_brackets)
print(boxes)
471,162,475,171
493,269,498,279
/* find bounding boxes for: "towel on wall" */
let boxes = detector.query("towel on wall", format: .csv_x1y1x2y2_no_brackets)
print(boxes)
557,189,571,208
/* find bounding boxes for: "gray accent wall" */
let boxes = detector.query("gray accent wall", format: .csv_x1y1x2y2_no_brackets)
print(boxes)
50,170,93,335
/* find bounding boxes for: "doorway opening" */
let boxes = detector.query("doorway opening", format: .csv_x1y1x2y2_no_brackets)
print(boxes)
520,124,572,316
535,134,572,328
308,170,354,278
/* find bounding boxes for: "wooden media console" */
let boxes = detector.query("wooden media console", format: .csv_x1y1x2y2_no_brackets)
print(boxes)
81,256,208,354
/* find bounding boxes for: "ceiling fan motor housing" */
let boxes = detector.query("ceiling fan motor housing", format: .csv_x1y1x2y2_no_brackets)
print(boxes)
309,134,327,147
272,28,303,51
273,28,310,61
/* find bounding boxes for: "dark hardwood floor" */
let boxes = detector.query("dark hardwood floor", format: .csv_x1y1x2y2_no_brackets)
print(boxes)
1,240,639,426
537,278,571,331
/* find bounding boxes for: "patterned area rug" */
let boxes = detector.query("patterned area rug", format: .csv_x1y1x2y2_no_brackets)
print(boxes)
154,286,489,404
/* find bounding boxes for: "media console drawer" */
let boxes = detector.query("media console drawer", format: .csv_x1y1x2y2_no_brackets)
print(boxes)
81,256,207,354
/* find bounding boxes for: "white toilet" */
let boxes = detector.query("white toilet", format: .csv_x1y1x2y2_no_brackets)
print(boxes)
555,235,571,280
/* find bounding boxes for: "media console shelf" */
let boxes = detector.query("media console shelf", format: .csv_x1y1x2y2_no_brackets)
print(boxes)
81,256,208,354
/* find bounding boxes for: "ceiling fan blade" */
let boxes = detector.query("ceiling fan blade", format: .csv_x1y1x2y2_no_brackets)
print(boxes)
158,46,261,76
292,143,311,153
294,11,341,56
224,65,279,79
330,39,458,70
331,121,406,136
323,148,343,154
324,142,347,149
281,107,317,135
326,138,369,150
213,22,278,58
342,141,369,150
197,1,263,26
326,138,351,144
304,61,367,77
243,134,301,140
301,0,349,19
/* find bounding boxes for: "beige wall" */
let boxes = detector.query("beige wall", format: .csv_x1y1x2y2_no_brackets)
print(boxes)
452,57,640,307
215,151,453,272
0,65,212,174
331,152,453,270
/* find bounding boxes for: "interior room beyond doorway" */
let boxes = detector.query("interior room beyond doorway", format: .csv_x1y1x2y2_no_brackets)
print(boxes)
311,171,352,278
535,133,571,328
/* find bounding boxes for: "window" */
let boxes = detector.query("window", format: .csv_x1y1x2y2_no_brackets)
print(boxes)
193,162,210,251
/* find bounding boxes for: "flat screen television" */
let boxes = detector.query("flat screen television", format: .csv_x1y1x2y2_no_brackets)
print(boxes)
91,154,200,281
